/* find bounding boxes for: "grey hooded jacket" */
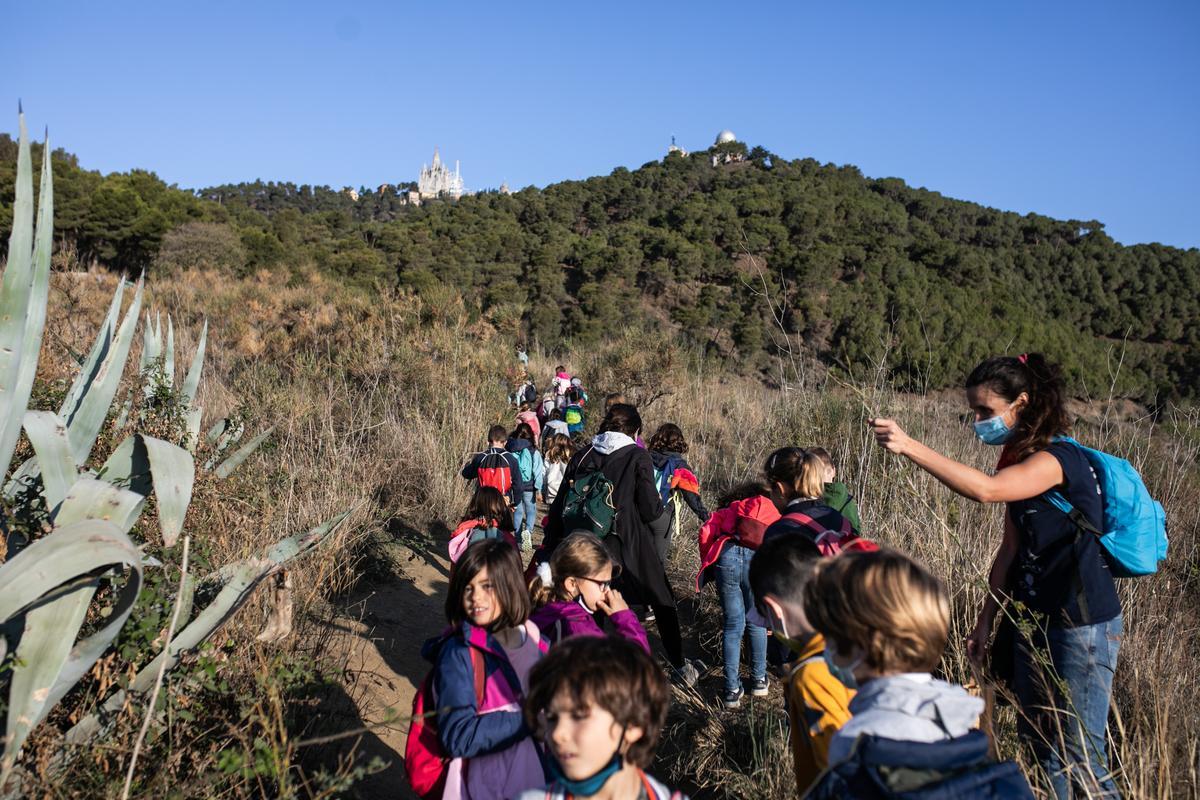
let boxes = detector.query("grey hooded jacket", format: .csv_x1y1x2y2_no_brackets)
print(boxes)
827,673,984,765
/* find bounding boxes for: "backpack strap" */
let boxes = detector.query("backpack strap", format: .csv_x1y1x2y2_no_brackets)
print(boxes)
471,646,486,707
783,510,851,537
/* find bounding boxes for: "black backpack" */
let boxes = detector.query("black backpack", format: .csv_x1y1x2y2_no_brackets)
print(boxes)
522,382,538,404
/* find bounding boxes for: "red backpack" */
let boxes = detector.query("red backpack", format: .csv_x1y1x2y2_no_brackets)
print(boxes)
781,511,879,556
404,644,486,799
476,451,513,496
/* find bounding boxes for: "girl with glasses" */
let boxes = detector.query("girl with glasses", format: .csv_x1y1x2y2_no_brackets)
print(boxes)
529,532,650,653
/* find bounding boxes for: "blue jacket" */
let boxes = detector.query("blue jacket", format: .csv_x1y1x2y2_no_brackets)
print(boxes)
462,446,525,504
422,621,545,759
807,730,1034,799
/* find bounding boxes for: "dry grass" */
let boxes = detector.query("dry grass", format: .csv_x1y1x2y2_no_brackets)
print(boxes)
16,268,1199,798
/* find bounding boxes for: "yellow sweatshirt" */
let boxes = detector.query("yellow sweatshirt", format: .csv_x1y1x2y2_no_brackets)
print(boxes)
786,632,854,795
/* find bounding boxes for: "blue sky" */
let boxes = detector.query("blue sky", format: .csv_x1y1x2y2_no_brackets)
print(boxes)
5,0,1198,248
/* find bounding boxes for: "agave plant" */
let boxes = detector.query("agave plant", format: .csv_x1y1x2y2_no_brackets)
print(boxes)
0,111,348,789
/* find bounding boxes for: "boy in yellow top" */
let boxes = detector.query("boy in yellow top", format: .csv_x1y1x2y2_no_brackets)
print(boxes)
748,534,854,794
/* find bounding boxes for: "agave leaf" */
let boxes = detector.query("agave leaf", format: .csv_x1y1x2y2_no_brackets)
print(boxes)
6,135,55,460
214,426,274,479
4,577,97,778
62,510,350,751
0,519,143,778
52,477,145,534
142,436,194,547
60,277,124,424
181,320,207,410
185,406,203,453
2,456,40,502
0,114,36,479
164,315,175,389
66,279,144,466
98,435,151,495
23,411,76,511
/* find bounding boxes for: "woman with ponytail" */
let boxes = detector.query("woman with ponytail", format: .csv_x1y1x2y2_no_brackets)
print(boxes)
528,532,649,653
869,354,1121,799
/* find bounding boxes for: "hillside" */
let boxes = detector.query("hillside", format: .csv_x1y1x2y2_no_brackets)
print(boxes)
2,135,1198,400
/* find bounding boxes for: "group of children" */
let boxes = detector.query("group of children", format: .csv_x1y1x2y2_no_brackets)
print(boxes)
428,392,1035,798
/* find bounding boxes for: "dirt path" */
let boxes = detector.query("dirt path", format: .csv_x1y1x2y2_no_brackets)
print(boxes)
324,533,453,800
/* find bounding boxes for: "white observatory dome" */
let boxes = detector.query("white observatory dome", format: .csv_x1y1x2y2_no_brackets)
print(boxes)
715,129,737,144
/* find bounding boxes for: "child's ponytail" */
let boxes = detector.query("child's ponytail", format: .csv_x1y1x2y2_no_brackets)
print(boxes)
528,561,555,608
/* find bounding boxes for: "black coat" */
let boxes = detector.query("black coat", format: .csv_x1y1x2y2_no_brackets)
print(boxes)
543,441,672,607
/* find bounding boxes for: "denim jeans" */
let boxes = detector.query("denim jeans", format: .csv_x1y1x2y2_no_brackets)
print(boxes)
714,543,767,693
1013,614,1122,799
512,491,536,542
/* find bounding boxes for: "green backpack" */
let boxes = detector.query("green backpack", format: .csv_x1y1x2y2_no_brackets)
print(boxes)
561,469,618,538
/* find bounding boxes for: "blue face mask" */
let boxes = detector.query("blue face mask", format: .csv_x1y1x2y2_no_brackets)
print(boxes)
547,750,622,796
973,412,1013,446
822,642,861,690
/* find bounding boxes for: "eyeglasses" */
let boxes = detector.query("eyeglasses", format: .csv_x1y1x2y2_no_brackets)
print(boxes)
574,564,621,591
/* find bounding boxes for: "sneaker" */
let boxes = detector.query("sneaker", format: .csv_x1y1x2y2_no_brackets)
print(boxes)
750,676,769,697
672,659,700,687
723,685,745,709
644,608,656,624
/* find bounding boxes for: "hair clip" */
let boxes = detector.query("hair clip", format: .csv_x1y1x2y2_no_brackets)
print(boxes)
1018,353,1029,364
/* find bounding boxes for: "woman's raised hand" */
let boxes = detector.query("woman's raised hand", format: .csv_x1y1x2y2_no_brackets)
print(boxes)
869,418,912,455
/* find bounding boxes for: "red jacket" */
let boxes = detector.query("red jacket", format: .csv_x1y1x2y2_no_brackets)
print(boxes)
695,495,781,591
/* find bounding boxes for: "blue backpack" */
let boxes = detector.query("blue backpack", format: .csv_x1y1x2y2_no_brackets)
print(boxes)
808,730,1033,800
515,448,535,484
652,455,681,506
1046,436,1168,578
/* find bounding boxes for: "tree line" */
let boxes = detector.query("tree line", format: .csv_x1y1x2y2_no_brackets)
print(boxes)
1,134,1196,401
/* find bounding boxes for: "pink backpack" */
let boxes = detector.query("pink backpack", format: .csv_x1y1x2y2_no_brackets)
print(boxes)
781,511,879,556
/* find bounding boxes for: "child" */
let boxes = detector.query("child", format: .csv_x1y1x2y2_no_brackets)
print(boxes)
450,487,519,564
761,447,854,546
695,483,780,708
517,636,688,800
528,531,649,652
553,365,572,396
426,540,548,799
647,423,710,564
804,550,1032,798
507,423,544,551
541,408,569,444
462,425,525,509
516,402,541,443
747,534,851,791
538,392,558,424
541,433,573,505
809,446,862,534
563,388,586,436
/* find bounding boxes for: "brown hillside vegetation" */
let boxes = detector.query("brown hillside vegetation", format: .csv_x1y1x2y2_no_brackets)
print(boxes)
14,266,1200,798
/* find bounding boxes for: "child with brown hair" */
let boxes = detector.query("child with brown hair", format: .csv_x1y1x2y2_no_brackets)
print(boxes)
804,550,1033,799
695,482,780,707
541,433,574,505
529,532,649,652
449,487,517,564
421,540,548,799
517,636,687,800
647,423,710,563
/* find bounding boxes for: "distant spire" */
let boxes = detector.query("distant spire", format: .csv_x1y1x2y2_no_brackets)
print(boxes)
433,147,440,166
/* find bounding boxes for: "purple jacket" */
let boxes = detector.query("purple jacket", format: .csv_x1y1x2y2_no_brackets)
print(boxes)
529,601,650,654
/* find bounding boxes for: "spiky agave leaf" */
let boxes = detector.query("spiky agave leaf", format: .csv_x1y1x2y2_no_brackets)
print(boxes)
0,113,53,480
95,434,194,545
22,411,76,512
0,520,144,780
181,320,206,411
61,510,351,751
60,277,125,422
66,278,144,466
213,426,274,479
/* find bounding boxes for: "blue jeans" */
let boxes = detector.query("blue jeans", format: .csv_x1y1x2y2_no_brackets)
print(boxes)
512,491,536,541
1013,614,1122,799
714,543,767,694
